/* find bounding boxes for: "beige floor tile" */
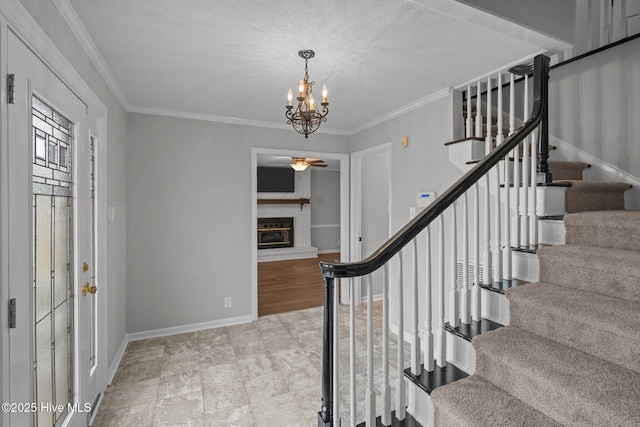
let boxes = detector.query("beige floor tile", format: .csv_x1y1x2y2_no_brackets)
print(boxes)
158,369,202,399
108,378,160,409
161,354,201,377
154,391,204,426
111,359,163,387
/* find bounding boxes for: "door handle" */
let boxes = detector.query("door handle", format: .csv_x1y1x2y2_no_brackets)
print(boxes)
82,262,90,273
81,283,97,296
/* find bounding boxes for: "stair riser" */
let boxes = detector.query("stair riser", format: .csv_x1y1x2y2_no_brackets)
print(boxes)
538,247,640,303
474,329,640,426
537,219,565,245
565,224,640,252
480,288,509,326
511,251,538,283
508,293,640,374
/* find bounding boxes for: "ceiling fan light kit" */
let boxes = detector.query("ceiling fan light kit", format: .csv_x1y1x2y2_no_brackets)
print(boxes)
285,50,329,138
290,157,327,171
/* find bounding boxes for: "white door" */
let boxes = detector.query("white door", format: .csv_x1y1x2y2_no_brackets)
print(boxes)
350,144,391,302
7,30,99,426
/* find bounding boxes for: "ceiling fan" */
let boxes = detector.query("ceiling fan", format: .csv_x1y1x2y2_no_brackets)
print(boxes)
290,157,327,171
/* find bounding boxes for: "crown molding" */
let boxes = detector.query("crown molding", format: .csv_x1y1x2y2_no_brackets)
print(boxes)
347,87,452,135
126,105,351,136
53,0,130,108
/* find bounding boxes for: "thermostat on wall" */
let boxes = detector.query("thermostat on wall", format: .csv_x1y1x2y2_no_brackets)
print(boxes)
416,191,436,207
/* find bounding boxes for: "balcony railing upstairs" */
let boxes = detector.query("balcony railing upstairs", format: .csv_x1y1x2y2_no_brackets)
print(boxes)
317,54,550,427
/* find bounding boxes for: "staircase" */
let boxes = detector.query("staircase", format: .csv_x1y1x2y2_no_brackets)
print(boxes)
316,50,640,427
431,163,640,425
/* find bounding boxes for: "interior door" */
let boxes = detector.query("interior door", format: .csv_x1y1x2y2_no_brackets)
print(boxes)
351,144,391,302
7,30,98,427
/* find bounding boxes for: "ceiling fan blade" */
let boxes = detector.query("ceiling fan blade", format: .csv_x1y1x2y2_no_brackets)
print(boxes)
310,163,327,167
307,160,326,164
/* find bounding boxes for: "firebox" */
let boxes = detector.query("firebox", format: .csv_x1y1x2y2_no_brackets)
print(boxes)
257,217,294,249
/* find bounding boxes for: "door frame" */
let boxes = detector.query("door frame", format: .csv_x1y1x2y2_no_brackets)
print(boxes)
350,142,393,304
0,1,109,425
251,147,350,319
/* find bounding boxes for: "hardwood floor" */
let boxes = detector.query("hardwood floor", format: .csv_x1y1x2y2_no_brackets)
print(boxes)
258,252,340,317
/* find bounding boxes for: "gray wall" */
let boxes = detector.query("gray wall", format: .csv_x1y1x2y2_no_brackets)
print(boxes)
549,36,640,178
310,169,341,252
349,93,463,329
126,113,348,333
19,0,128,372
459,0,576,44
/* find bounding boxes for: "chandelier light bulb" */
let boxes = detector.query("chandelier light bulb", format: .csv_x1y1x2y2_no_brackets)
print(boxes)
322,85,328,103
287,89,293,106
298,80,305,96
309,94,315,111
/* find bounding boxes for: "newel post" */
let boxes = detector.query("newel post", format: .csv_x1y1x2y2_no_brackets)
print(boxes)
535,54,552,183
318,276,334,426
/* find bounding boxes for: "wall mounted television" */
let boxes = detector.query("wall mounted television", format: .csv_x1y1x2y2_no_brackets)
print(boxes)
257,167,295,192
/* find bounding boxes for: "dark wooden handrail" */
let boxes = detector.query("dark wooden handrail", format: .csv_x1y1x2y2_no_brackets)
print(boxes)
317,54,549,426
320,54,549,280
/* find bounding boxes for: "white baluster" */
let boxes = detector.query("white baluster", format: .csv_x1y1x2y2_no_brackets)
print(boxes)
472,184,480,322
333,278,340,427
486,76,492,144
466,85,473,137
493,74,503,286
504,76,513,284
381,264,391,426
449,205,459,327
411,237,421,375
484,81,493,285
435,216,446,367
350,279,357,427
511,73,520,250
423,226,434,372
530,127,538,249
461,193,469,325
521,74,530,248
396,253,406,420
365,275,376,427
475,81,483,138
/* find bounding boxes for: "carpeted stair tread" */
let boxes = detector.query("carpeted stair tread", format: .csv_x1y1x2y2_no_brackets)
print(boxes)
472,327,640,426
506,282,640,373
537,244,640,303
431,376,562,427
564,210,640,251
548,160,589,181
558,180,631,212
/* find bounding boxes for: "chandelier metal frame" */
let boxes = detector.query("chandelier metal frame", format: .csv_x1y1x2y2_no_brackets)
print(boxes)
285,50,329,138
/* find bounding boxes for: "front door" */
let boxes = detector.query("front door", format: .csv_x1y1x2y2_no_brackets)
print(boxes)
7,30,99,426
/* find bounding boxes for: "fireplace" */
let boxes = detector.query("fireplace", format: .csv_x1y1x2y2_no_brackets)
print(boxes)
257,217,294,249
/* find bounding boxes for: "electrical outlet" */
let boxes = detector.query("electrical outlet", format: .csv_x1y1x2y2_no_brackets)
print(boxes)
224,297,232,308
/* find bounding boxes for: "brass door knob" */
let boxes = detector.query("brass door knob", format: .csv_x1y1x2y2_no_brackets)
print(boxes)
81,283,98,296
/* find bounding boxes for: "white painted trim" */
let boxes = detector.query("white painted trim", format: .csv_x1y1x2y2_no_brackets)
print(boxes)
348,88,452,135
311,223,340,229
127,315,254,342
128,105,349,136
412,0,573,52
53,0,129,108
106,337,128,385
251,147,350,320
318,249,340,254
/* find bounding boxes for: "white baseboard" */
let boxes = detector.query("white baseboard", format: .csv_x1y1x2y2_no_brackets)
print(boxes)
107,314,254,385
126,314,254,342
318,249,341,254
106,337,128,385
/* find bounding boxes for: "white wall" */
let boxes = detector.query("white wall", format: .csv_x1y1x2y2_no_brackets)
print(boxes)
126,113,348,333
17,0,128,375
549,36,640,179
310,169,341,252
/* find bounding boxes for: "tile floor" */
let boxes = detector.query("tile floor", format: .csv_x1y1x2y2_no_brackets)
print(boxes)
92,301,408,427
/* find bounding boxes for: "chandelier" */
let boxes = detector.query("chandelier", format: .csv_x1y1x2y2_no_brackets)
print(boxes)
285,50,329,138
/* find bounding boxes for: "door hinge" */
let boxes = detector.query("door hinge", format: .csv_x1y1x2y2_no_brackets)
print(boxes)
7,73,15,104
9,298,16,328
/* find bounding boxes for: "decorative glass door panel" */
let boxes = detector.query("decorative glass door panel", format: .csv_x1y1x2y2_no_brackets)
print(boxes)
32,96,74,427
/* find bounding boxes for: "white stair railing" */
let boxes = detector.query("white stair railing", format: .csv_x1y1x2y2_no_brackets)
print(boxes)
318,55,549,427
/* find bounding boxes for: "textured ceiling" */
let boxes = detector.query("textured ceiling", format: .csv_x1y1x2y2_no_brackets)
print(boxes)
64,0,563,134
